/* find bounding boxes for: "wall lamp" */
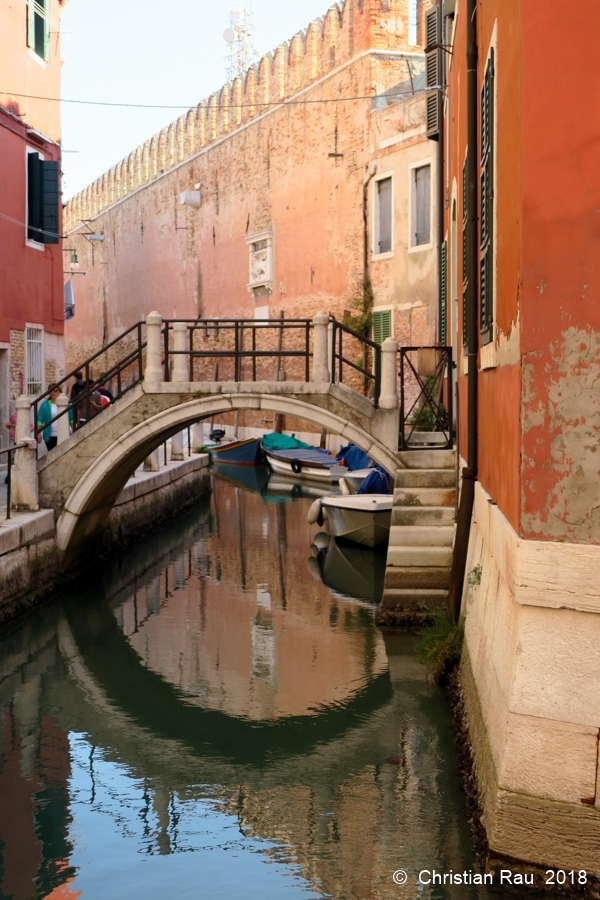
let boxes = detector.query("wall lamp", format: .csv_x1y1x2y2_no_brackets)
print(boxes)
63,248,79,267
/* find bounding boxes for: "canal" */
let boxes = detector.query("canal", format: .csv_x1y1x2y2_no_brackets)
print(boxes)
0,468,520,900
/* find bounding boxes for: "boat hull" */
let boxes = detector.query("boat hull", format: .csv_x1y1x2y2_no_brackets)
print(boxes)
264,448,347,484
210,438,263,465
321,496,392,547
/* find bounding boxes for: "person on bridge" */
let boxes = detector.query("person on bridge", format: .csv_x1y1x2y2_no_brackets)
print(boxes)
37,385,62,452
70,371,86,429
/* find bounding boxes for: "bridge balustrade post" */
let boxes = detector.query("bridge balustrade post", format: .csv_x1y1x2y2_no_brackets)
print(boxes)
12,395,39,511
56,394,70,444
172,322,188,383
171,431,184,461
191,422,204,452
143,449,160,472
144,311,164,383
311,311,330,383
379,337,399,409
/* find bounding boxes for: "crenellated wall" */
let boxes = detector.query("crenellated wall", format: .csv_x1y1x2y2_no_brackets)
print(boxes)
64,0,431,231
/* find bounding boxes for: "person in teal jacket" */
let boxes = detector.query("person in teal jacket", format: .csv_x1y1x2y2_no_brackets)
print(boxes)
37,385,62,451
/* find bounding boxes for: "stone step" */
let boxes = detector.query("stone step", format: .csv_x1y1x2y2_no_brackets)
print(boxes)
389,525,455,547
394,486,456,508
391,506,455,527
387,546,453,567
384,565,451,589
397,450,456,470
394,468,457,488
380,588,448,609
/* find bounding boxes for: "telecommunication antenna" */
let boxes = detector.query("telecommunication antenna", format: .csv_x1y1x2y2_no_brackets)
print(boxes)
224,3,257,82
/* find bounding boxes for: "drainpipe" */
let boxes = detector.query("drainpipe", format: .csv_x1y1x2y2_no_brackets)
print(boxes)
449,0,478,621
363,163,377,291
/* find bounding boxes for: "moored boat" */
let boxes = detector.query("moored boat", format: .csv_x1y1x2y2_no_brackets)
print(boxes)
263,447,348,484
308,494,393,547
209,437,264,466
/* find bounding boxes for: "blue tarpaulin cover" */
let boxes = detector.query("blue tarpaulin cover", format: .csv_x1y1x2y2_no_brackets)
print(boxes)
336,443,371,471
357,468,392,495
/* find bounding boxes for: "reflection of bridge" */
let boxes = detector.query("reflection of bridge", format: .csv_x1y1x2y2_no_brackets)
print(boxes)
12,312,402,559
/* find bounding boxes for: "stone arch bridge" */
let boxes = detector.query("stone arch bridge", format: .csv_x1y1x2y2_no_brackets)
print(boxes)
13,313,403,560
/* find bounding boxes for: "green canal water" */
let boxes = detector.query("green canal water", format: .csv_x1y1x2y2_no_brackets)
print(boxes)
0,468,522,900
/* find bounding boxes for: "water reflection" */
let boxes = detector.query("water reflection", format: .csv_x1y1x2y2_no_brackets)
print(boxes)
0,476,522,900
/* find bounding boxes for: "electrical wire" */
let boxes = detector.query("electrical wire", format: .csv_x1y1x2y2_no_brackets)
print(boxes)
2,86,426,112
0,210,61,239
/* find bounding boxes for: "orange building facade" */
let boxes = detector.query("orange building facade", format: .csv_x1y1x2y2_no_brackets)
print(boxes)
442,0,600,875
0,0,67,449
62,0,439,394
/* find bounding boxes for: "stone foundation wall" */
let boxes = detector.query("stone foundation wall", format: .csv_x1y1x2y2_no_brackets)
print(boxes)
460,480,600,877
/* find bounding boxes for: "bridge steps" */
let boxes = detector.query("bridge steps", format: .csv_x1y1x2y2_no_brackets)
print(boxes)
378,450,457,624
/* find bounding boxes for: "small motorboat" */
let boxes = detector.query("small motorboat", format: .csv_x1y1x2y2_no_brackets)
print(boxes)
263,447,348,484
208,436,264,466
307,494,393,547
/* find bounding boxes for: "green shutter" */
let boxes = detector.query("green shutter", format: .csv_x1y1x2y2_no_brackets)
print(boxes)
41,160,59,243
372,310,392,345
440,240,447,345
479,49,494,344
27,0,35,48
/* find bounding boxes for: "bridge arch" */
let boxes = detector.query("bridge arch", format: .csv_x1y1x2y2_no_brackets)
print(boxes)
50,386,400,559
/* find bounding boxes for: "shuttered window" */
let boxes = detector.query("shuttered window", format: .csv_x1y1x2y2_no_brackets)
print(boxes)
440,240,448,345
27,0,49,61
462,154,468,347
372,310,392,345
411,165,431,246
375,177,392,254
480,49,495,344
27,151,59,244
26,327,43,395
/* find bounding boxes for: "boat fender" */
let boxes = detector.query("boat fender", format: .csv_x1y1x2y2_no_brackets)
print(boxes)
291,458,303,474
307,498,323,526
339,477,351,496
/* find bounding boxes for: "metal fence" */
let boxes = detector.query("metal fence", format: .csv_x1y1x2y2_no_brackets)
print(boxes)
399,346,453,451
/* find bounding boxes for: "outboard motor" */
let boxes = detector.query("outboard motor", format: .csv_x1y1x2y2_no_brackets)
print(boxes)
209,429,226,443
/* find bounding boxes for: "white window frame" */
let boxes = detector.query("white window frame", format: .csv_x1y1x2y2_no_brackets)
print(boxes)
408,158,434,253
25,145,45,251
25,323,45,396
372,171,394,260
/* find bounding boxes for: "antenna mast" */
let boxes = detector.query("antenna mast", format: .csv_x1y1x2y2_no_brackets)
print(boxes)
224,4,257,82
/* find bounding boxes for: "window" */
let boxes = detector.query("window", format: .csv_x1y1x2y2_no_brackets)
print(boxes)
246,231,273,297
27,0,49,61
375,177,392,254
479,49,495,344
27,150,60,244
372,310,392,344
26,327,43,395
411,165,431,246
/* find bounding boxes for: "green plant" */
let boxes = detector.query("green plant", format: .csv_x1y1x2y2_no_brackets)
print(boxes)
341,278,374,336
467,564,482,587
417,607,464,683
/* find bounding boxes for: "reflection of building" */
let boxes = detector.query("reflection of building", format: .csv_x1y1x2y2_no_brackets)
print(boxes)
0,620,74,900
120,481,388,719
0,0,67,449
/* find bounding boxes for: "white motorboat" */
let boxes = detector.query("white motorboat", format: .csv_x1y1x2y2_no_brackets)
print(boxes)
308,494,393,548
339,468,373,494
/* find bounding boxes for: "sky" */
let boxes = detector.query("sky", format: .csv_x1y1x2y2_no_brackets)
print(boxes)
60,0,333,200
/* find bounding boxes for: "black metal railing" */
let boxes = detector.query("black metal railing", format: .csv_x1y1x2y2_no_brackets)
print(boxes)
1,442,28,520
28,315,382,454
330,319,381,408
32,322,145,456
162,318,313,383
399,346,453,450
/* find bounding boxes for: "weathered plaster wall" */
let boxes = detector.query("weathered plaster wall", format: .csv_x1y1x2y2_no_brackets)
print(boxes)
520,0,600,544
444,0,523,532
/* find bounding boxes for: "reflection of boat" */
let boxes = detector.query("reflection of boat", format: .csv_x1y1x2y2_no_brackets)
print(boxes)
212,462,270,494
319,495,393,547
264,447,347,483
209,437,264,465
311,533,386,604
265,474,336,500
